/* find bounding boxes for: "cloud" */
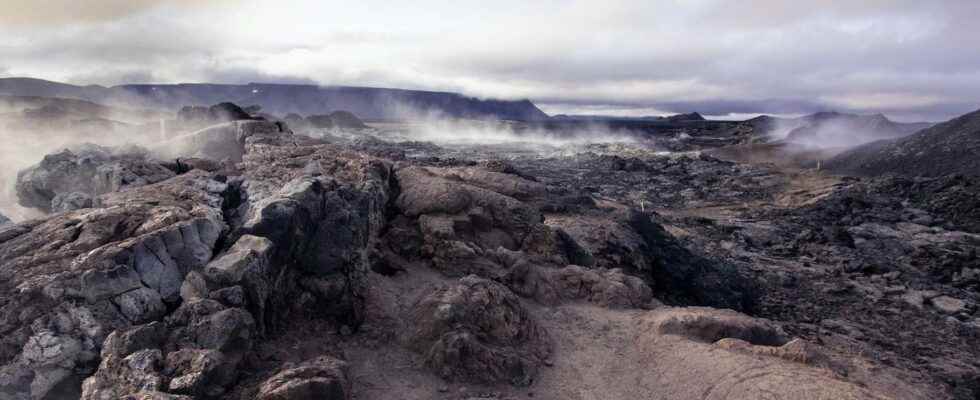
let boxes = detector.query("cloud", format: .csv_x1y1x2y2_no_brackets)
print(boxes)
1,0,979,121
0,0,222,26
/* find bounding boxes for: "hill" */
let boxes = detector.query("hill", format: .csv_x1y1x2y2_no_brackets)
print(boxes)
781,111,929,148
825,108,980,177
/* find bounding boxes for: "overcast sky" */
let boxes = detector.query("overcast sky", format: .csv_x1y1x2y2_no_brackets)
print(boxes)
2,0,979,121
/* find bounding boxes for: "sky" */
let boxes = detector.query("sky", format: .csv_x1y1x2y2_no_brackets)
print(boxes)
1,0,979,121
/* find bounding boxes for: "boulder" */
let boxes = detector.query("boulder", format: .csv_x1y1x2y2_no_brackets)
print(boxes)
202,235,275,331
930,295,968,315
647,307,788,345
81,324,167,400
506,263,653,308
257,356,351,400
407,276,552,386
163,349,235,396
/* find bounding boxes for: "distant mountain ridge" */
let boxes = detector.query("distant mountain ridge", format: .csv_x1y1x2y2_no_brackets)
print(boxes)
0,77,549,121
550,111,704,122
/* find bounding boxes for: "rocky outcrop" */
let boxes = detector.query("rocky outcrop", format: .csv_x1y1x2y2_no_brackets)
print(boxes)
0,128,393,398
0,212,9,225
407,276,552,386
546,210,755,311
391,166,544,276
0,172,226,399
16,144,175,212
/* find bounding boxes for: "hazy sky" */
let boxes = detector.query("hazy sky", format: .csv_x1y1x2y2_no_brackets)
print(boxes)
2,0,979,121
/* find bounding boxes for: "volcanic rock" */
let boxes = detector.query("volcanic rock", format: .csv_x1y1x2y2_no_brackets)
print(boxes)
407,276,552,386
16,144,175,212
256,356,351,400
930,296,968,315
505,263,653,308
51,191,95,212
176,102,255,129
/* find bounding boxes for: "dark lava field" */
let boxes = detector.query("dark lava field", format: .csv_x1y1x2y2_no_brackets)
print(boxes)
0,101,978,400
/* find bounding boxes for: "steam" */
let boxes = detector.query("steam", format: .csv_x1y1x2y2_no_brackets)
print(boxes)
359,103,653,155
0,119,166,222
767,113,917,151
0,101,659,222
765,118,806,141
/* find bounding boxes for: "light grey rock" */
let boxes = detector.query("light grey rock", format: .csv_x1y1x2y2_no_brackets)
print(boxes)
51,191,94,212
203,234,274,329
80,264,145,302
204,235,274,284
179,271,209,302
16,144,175,212
0,172,228,400
164,349,234,397
930,295,968,315
81,349,166,400
114,288,167,324
21,331,84,398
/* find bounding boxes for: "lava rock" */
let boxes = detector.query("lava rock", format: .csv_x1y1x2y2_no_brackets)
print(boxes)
16,144,175,212
930,295,968,315
506,263,653,308
407,276,552,386
256,356,351,400
51,191,94,212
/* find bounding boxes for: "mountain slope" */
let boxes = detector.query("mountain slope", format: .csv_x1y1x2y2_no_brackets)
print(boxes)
825,108,980,177
0,78,549,121
782,112,928,148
